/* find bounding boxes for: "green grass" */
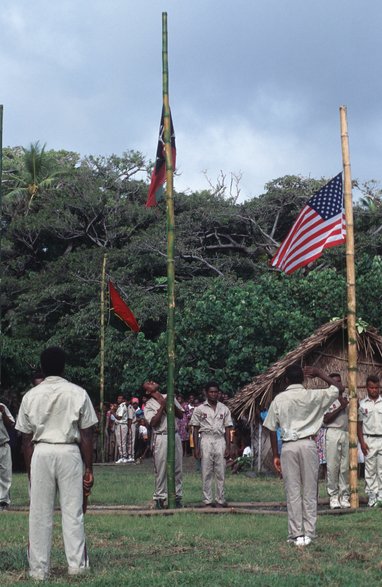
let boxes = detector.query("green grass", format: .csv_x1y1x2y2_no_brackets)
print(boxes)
2,458,379,586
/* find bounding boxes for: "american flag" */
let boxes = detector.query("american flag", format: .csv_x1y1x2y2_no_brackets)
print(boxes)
271,173,345,274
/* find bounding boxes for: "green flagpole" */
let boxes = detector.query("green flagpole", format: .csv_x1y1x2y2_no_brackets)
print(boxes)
0,106,3,389
162,12,176,509
99,252,107,463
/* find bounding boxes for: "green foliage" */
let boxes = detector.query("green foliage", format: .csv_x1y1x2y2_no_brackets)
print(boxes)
1,147,382,401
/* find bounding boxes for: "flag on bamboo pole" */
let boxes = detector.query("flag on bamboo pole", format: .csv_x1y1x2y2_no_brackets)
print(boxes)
108,280,140,332
145,106,176,207
271,173,345,274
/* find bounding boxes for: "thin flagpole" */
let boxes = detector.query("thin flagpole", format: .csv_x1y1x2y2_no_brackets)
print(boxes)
99,252,107,463
340,105,358,508
0,106,3,388
162,12,176,509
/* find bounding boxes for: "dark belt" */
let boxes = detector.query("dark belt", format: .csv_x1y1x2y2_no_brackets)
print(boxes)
283,435,316,443
364,434,382,437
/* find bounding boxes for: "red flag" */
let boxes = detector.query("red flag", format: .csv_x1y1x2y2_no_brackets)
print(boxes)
271,173,345,274
108,281,140,333
145,106,176,207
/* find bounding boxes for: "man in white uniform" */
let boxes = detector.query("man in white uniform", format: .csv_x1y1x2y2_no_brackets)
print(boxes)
264,365,342,546
0,401,15,510
190,382,233,507
126,398,138,463
323,373,350,509
358,375,382,507
143,381,184,509
112,395,129,463
16,347,98,581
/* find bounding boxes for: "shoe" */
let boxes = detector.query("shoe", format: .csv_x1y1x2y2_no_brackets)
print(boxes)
295,536,307,547
155,499,165,510
175,497,183,509
368,498,377,507
0,501,9,511
126,457,135,463
303,536,312,546
203,503,216,508
340,497,351,509
116,458,125,464
68,566,88,576
215,502,228,508
329,497,341,509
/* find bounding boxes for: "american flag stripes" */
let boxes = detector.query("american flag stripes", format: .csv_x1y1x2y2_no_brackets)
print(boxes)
271,173,346,274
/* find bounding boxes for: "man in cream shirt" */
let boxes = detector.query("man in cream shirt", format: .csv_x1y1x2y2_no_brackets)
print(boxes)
143,381,184,509
264,364,343,546
16,347,98,581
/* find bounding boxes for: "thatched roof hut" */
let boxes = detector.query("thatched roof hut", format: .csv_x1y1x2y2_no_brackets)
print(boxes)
230,318,382,424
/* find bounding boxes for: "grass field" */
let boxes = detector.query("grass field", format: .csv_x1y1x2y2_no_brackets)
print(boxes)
1,458,381,586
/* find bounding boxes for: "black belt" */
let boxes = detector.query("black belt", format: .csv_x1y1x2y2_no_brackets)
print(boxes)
364,434,382,437
283,435,316,443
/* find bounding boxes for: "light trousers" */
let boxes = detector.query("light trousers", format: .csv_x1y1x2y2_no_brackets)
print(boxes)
200,435,226,504
29,443,88,580
281,438,319,539
364,435,382,501
0,443,12,504
127,423,136,460
325,428,349,499
152,433,182,500
115,424,128,459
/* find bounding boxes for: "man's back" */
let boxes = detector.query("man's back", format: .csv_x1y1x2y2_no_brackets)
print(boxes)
17,376,96,444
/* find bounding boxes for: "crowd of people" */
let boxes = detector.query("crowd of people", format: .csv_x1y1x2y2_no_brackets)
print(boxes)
0,345,381,578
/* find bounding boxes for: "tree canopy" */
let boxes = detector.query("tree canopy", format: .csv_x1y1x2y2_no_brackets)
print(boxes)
2,146,382,402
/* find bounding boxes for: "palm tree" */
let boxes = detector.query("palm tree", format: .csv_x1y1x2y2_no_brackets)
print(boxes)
5,141,63,211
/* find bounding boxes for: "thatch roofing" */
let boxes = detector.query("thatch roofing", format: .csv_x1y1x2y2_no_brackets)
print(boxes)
230,318,382,424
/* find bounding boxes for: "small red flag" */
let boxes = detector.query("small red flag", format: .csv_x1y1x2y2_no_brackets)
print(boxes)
108,281,140,333
145,106,176,207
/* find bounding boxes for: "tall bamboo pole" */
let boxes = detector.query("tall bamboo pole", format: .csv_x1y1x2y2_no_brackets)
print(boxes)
99,252,107,463
162,12,176,509
340,106,358,508
0,106,3,389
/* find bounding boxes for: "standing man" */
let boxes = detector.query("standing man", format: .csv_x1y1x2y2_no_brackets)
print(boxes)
15,347,98,581
143,381,184,509
190,382,233,507
126,398,139,463
358,375,382,507
0,401,15,511
112,395,129,463
263,364,343,546
323,373,350,509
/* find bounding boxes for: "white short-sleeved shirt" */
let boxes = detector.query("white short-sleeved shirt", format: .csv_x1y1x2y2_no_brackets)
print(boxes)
0,403,15,444
144,394,183,433
324,395,349,431
358,396,382,435
263,384,339,441
115,402,128,424
15,376,98,444
190,400,233,437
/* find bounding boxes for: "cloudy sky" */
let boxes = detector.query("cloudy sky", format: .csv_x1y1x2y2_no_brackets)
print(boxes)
1,0,381,200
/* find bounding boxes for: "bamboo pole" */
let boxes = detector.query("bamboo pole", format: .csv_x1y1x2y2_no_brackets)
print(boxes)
162,12,176,509
340,106,358,508
99,252,107,463
0,106,3,388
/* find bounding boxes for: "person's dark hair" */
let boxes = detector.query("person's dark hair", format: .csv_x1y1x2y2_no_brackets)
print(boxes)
205,381,220,392
366,375,379,385
285,364,304,384
40,347,66,377
329,372,341,379
32,370,44,381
